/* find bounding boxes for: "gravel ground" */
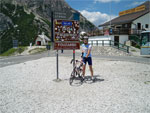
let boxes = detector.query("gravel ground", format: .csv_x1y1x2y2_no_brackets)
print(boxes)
0,56,150,113
91,46,131,56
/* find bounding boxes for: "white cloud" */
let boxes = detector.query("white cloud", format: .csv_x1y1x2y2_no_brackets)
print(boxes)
94,0,120,3
79,10,117,26
128,1,144,7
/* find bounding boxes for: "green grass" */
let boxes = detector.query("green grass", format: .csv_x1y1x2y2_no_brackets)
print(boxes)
135,45,141,49
0,48,18,56
17,46,27,54
42,18,51,27
0,46,27,56
131,50,136,52
144,81,150,84
28,48,47,54
1,3,39,53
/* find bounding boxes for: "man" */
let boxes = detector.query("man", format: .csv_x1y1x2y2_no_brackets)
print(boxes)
81,36,94,81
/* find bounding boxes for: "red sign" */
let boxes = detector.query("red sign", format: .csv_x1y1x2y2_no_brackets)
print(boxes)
104,30,109,36
54,19,80,50
54,42,80,50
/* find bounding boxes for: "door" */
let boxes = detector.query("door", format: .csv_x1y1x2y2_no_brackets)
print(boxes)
137,23,141,30
114,36,119,46
37,41,41,46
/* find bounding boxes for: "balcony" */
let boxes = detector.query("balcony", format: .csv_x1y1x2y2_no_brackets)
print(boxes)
129,29,143,35
88,28,143,36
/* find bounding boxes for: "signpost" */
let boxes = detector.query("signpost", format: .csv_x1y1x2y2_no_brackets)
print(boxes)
119,5,145,16
52,12,80,82
109,28,113,34
54,19,80,50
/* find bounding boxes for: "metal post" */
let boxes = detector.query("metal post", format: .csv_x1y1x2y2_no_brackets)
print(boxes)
102,40,104,46
91,41,93,46
0,2,1,54
109,40,111,46
0,32,2,54
73,50,75,68
53,50,61,82
56,50,59,79
51,11,54,50
127,46,129,53
96,40,98,46
73,50,75,76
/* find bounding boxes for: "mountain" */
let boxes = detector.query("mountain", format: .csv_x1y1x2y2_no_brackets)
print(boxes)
0,0,97,54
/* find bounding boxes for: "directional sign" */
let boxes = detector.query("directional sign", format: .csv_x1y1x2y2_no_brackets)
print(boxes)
62,21,72,26
54,12,80,21
73,13,80,21
54,12,67,20
54,19,80,50
54,42,80,50
13,40,18,48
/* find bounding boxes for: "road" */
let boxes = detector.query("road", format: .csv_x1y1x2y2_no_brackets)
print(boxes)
0,50,78,68
0,50,150,68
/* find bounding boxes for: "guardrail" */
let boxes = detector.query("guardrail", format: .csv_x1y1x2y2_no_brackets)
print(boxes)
89,40,130,53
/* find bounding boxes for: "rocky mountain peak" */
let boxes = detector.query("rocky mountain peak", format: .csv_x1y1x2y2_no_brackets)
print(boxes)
0,0,97,53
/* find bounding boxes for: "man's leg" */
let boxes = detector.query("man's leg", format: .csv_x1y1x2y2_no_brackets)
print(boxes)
82,57,86,77
89,65,93,77
88,57,94,79
82,64,86,77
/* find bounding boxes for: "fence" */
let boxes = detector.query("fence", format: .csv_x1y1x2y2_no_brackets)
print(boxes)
88,40,130,53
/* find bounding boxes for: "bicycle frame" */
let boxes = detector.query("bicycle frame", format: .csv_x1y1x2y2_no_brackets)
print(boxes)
69,59,84,85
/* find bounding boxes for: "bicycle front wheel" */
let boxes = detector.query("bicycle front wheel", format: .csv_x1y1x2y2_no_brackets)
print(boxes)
69,71,75,85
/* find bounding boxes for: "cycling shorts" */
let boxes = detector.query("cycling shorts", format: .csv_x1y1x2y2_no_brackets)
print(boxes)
83,57,92,65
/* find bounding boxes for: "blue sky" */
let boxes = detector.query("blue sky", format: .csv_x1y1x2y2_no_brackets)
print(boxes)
65,0,148,26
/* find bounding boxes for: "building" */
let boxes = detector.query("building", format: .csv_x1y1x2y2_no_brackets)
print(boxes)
98,1,150,45
35,33,50,46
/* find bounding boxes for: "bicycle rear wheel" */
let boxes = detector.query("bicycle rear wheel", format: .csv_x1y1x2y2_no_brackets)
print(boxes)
79,74,84,83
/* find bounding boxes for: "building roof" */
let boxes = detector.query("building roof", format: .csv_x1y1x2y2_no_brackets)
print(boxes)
99,1,150,27
38,33,50,41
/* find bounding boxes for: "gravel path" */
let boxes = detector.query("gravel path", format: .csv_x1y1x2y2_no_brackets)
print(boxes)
0,56,150,113
91,46,130,56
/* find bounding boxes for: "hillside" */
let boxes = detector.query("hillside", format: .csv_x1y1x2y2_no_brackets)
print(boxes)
0,0,97,54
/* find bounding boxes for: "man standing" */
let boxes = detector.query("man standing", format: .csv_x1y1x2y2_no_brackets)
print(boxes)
81,36,94,80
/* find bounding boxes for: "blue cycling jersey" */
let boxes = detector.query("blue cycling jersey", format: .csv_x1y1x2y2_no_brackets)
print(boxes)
81,44,92,57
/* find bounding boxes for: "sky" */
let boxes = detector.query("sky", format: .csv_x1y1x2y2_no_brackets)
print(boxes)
65,0,149,26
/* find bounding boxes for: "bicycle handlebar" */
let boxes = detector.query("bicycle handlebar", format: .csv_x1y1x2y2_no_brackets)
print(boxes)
70,59,82,64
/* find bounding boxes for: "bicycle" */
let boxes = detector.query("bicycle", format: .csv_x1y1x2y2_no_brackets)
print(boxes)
69,59,84,85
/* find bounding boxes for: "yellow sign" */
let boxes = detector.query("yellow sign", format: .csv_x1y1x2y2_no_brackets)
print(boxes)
119,5,146,16
141,46,150,48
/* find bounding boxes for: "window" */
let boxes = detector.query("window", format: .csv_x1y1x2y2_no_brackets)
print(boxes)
125,24,128,28
145,24,149,28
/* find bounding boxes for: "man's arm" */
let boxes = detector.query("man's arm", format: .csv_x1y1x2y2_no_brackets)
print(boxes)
81,44,84,52
81,44,84,58
86,49,91,58
86,45,92,58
